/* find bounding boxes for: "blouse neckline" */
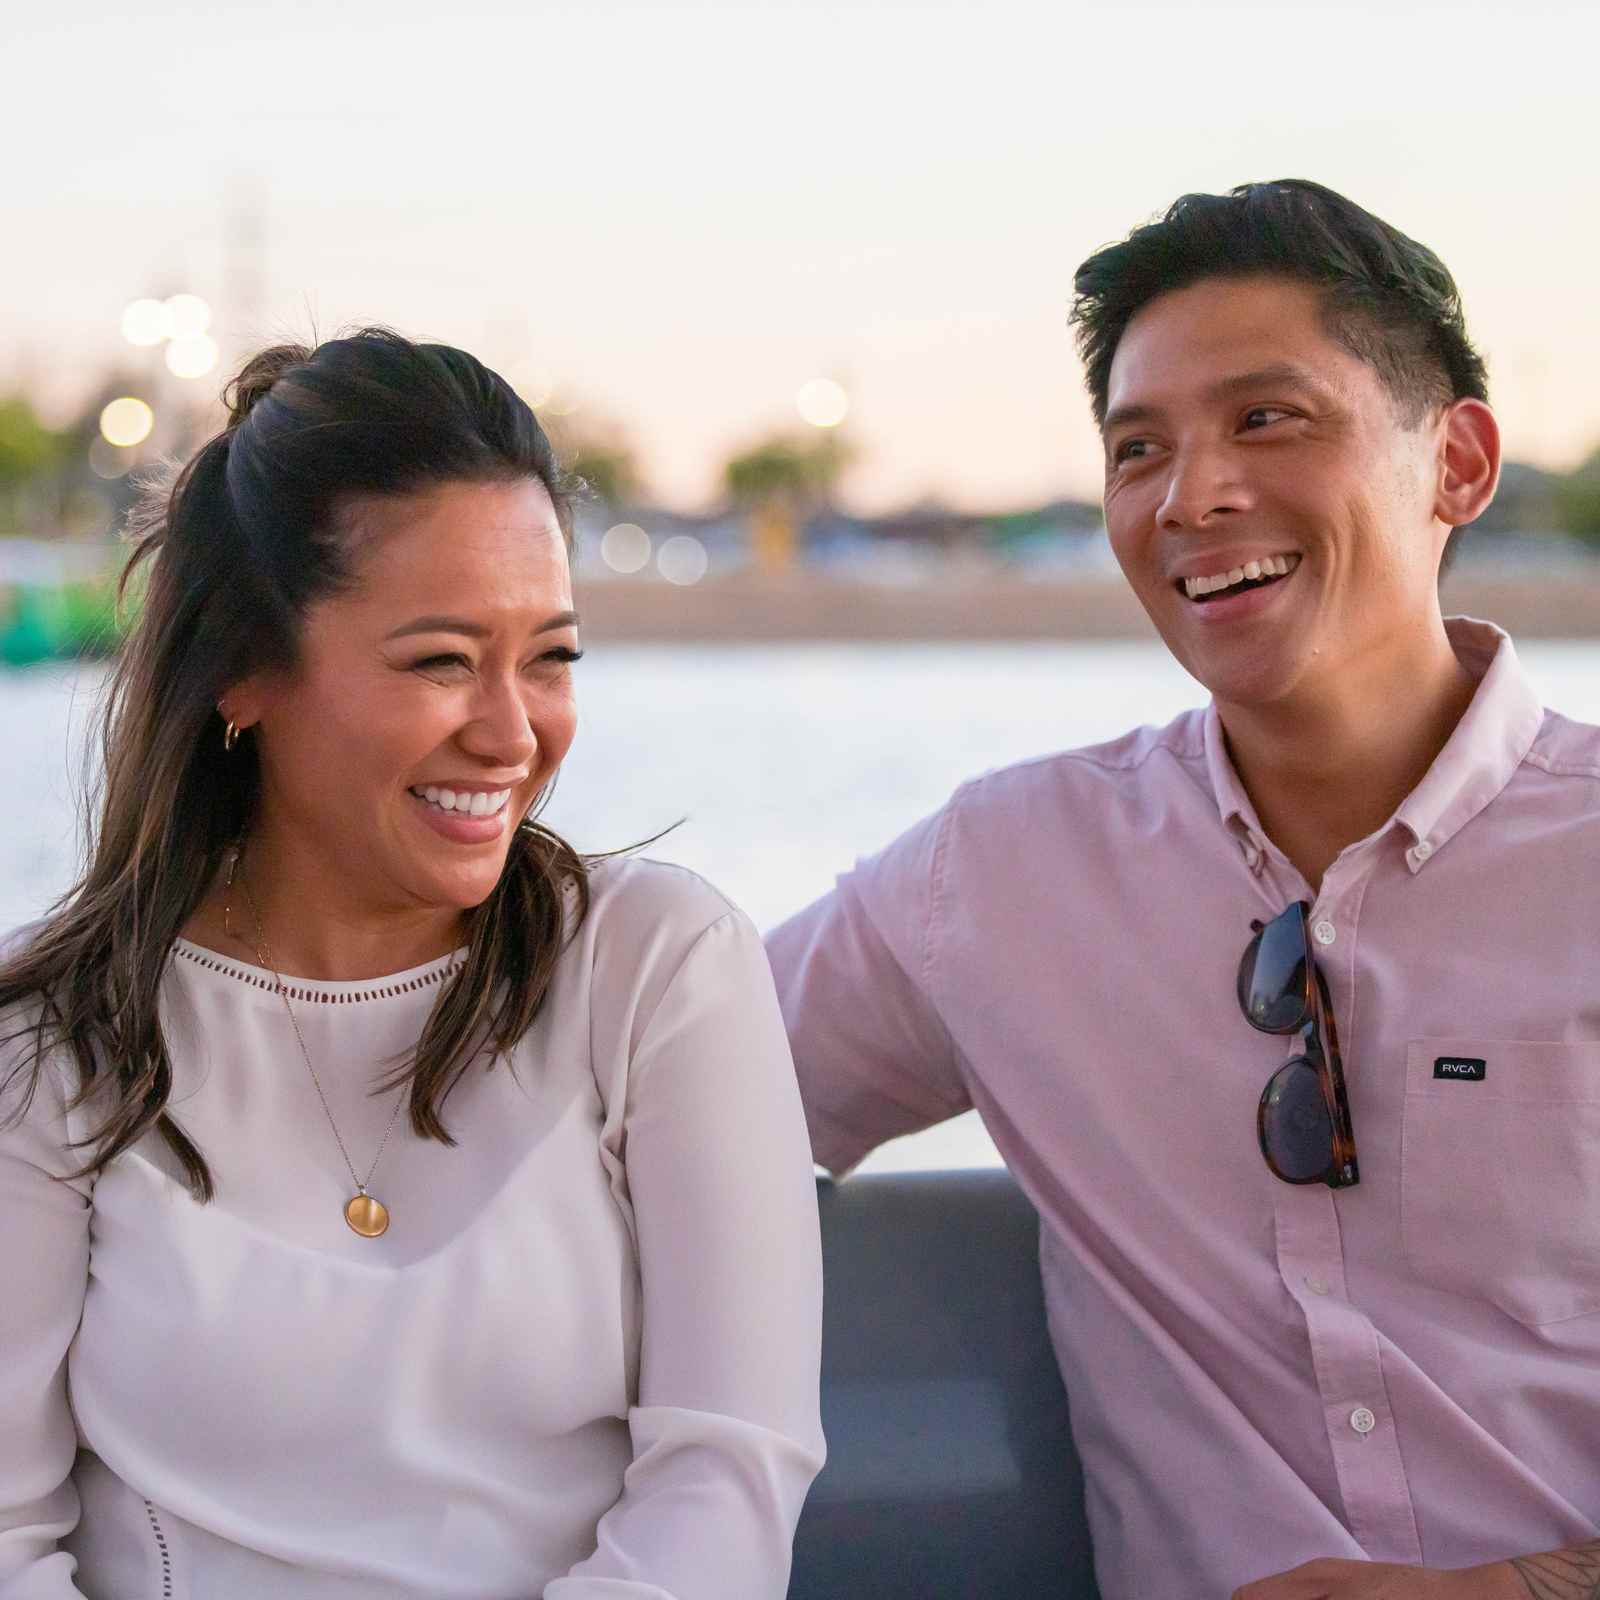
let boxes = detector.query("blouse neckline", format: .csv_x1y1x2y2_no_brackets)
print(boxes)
170,939,467,1005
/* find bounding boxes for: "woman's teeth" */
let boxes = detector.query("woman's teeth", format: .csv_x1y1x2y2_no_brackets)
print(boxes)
410,786,510,817
1183,553,1299,601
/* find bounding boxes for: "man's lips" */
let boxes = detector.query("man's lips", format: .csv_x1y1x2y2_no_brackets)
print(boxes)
1174,552,1301,603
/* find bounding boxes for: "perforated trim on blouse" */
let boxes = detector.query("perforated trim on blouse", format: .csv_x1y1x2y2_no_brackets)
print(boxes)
172,941,465,1004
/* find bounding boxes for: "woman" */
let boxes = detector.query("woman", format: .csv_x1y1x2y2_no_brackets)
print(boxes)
0,330,824,1599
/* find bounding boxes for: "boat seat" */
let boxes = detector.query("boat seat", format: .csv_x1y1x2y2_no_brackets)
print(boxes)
789,1169,1100,1599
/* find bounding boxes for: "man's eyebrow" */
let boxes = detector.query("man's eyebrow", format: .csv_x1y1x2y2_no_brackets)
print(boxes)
383,610,581,641
1102,363,1331,434
1206,363,1329,402
1101,401,1159,434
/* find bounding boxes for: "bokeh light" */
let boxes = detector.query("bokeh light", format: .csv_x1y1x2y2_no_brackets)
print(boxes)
796,377,849,428
600,522,651,574
121,298,171,347
99,397,154,448
165,334,220,379
88,438,136,479
657,534,709,586
164,293,211,340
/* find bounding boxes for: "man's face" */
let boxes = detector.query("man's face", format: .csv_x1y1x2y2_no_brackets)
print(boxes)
1100,274,1452,713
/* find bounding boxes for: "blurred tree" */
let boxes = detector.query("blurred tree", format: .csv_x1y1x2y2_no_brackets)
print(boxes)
1556,446,1600,546
550,417,646,510
0,395,71,535
722,431,851,508
0,395,67,488
722,431,854,574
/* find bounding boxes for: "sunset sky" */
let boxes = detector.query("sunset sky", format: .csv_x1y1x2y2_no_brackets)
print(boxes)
4,0,1597,512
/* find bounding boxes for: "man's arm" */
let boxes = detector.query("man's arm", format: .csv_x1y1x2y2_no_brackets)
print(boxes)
1233,1545,1600,1599
1509,1543,1600,1598
766,805,972,1175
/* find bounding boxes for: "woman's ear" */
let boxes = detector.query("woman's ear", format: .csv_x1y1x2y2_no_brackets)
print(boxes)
217,672,270,734
1434,397,1500,530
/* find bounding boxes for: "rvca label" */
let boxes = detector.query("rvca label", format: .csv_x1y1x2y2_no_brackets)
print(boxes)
1433,1056,1487,1082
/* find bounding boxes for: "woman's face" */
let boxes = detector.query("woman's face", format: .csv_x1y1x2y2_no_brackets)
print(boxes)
236,477,580,923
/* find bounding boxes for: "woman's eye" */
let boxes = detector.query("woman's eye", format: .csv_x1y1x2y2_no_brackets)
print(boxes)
528,646,583,670
413,653,471,674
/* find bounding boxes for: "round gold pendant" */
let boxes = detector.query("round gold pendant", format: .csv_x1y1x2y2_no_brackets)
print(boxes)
345,1193,389,1237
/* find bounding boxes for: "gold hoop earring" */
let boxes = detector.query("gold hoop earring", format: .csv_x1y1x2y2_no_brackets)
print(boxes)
224,720,241,752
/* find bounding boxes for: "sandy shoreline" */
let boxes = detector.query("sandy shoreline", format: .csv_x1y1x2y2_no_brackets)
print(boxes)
575,569,1600,643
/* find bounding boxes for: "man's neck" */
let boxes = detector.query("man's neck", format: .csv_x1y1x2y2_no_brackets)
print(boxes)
1218,616,1478,893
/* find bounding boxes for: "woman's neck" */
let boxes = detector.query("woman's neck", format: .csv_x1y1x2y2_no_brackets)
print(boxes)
185,836,469,982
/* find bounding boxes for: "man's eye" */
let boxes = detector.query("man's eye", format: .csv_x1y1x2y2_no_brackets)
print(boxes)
1113,439,1150,464
1242,406,1293,429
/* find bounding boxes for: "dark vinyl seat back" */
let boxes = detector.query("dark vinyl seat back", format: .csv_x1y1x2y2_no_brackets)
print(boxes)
789,1169,1100,1599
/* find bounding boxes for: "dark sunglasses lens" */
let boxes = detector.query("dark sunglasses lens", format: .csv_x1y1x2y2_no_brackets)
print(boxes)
1239,911,1309,1031
1260,1057,1333,1182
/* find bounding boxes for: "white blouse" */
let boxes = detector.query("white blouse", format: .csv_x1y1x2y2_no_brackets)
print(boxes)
0,858,825,1600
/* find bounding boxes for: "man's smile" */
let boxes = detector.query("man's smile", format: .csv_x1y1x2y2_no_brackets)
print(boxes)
1175,551,1301,603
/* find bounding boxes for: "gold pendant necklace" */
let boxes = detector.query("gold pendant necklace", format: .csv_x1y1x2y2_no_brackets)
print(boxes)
226,849,406,1238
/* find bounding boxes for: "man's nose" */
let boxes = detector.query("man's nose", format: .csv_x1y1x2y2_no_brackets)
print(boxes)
1155,442,1253,531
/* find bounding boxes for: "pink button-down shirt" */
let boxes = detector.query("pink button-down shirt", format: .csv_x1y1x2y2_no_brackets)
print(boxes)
768,619,1600,1599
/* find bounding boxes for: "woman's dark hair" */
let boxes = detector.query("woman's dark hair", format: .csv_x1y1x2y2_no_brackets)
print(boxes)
1071,178,1489,427
0,328,588,1199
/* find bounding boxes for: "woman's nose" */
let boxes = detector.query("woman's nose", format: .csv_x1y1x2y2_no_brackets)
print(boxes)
460,673,538,767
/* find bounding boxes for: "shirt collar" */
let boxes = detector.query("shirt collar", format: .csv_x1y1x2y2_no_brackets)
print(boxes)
1202,617,1545,874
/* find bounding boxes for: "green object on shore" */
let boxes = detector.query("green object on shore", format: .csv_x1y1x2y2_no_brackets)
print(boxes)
0,580,123,665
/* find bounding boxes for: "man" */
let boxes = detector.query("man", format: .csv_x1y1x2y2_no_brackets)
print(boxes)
767,180,1600,1599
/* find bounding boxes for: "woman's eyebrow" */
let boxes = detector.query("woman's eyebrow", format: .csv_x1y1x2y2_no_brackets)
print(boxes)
384,610,580,641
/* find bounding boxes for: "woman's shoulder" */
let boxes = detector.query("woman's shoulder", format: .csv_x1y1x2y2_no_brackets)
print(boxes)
0,922,80,1157
583,855,753,943
0,918,45,964
0,921,54,1046
573,857,760,1003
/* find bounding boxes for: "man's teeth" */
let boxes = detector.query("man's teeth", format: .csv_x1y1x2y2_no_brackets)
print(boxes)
1183,554,1298,600
410,786,510,817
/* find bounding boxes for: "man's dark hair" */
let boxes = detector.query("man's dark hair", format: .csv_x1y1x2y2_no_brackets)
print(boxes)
1070,179,1489,428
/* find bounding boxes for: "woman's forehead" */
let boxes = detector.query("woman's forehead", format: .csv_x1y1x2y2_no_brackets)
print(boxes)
332,480,572,621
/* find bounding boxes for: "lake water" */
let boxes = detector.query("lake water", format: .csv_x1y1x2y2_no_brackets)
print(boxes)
8,639,1600,1171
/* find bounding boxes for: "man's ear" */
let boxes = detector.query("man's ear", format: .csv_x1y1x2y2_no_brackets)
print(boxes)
1434,398,1500,529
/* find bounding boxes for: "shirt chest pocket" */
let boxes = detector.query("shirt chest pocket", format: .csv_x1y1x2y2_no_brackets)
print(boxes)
1400,1039,1600,1327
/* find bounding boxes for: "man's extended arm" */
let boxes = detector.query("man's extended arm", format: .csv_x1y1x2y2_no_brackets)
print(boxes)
766,805,972,1174
1233,1544,1600,1599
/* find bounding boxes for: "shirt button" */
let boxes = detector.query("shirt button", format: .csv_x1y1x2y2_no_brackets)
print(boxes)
1304,1276,1329,1295
1349,1406,1377,1435
1413,840,1433,862
1313,919,1337,947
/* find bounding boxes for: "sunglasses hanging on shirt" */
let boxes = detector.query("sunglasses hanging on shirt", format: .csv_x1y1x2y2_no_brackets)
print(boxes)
1237,901,1360,1189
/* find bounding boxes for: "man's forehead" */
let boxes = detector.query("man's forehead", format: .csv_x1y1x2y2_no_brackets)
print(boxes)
1104,276,1353,421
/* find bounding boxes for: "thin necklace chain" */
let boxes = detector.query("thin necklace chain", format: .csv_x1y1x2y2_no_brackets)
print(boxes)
227,850,406,1199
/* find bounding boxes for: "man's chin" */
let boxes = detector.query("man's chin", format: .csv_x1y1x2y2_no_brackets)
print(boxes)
1163,634,1305,712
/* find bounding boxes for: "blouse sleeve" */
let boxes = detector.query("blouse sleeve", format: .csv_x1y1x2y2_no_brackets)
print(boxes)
547,907,825,1600
0,1034,92,1600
